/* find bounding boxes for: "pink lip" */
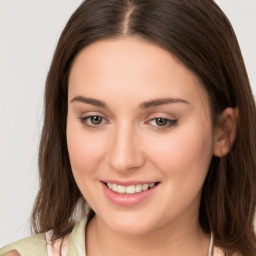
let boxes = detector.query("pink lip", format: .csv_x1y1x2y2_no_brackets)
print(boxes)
101,182,159,207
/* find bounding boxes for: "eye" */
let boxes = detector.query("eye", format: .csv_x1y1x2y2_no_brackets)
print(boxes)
79,115,108,128
147,117,178,129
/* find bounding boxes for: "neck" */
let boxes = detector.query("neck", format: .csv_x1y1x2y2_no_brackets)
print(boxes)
85,215,211,256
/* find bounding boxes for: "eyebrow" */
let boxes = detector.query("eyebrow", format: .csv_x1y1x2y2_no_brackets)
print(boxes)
139,97,190,109
71,96,108,108
70,96,190,109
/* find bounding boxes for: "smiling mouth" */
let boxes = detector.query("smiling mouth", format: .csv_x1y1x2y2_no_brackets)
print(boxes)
103,182,160,194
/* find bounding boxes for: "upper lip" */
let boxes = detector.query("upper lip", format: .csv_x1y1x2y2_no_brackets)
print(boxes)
101,180,160,186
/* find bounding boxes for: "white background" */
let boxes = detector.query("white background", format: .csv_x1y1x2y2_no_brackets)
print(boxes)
0,0,256,247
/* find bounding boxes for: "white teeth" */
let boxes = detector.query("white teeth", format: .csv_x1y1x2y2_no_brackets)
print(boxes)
135,184,143,193
106,182,156,194
117,185,126,194
142,184,149,191
112,183,118,192
126,185,136,194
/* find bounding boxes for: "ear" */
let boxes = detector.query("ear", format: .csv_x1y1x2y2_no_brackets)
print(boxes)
213,107,238,157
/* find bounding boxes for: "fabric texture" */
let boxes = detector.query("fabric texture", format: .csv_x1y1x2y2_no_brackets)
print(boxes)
0,217,225,256
0,217,87,256
45,230,70,256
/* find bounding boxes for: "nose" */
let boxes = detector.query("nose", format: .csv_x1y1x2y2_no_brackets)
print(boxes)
107,123,145,173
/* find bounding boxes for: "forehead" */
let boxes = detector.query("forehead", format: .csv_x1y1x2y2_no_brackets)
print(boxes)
68,37,210,114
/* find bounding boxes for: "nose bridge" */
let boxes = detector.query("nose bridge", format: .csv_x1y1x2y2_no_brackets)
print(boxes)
107,121,144,172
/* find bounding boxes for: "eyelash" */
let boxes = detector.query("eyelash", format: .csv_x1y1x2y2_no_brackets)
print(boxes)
79,116,109,129
79,115,178,130
146,117,178,130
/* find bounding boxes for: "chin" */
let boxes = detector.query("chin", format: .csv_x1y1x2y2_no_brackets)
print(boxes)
101,212,160,235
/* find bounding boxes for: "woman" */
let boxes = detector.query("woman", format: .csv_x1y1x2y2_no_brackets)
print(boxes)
1,0,255,255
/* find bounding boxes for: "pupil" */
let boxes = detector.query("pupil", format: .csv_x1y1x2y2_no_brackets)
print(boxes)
91,116,102,125
156,118,167,126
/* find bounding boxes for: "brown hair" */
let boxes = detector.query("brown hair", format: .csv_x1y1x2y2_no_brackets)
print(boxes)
31,0,256,255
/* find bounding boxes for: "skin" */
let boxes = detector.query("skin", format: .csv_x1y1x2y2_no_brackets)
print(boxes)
4,251,20,256
66,37,232,256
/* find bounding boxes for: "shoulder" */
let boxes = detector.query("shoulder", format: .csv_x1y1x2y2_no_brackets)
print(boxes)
0,217,88,256
2,251,20,256
45,230,70,256
0,233,47,256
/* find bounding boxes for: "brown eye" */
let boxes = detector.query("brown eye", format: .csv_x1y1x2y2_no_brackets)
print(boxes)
147,117,178,130
90,116,103,125
79,115,108,129
155,118,168,126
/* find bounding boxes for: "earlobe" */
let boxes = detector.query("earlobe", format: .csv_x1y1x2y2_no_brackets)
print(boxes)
213,107,238,157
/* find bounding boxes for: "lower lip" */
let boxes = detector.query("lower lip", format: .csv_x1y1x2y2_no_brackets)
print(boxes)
102,183,159,207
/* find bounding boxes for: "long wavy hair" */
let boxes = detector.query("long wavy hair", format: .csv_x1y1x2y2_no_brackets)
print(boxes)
31,0,256,255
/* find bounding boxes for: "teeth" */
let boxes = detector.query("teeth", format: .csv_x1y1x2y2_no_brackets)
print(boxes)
126,185,135,194
149,182,155,188
117,185,126,194
112,183,118,192
106,182,156,194
142,184,149,191
135,184,143,193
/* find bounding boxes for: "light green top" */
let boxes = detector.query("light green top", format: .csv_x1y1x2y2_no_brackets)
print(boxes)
0,217,87,256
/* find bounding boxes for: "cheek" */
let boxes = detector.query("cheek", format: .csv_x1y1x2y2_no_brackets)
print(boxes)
66,119,105,180
143,121,214,216
147,121,214,181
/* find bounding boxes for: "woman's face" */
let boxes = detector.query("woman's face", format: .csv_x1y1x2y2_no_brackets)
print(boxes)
67,38,216,235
